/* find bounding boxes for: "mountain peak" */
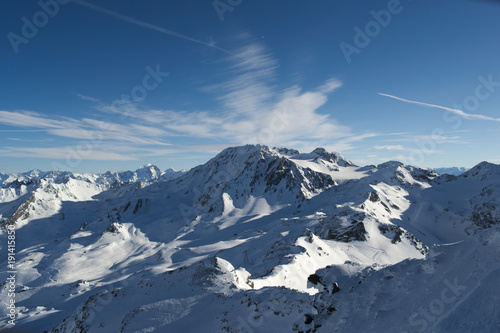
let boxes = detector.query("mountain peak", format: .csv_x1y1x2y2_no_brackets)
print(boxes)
377,161,404,169
309,147,355,167
136,163,162,171
311,147,329,155
462,161,500,180
273,147,301,156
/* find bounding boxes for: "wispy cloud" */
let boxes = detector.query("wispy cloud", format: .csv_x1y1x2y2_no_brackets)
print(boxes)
182,144,234,152
8,138,53,142
0,110,171,146
375,145,405,151
379,93,500,122
0,147,135,161
71,0,230,53
0,110,74,129
322,133,378,152
74,93,100,102
413,134,462,143
0,129,47,132
317,79,343,94
91,42,355,151
381,132,466,144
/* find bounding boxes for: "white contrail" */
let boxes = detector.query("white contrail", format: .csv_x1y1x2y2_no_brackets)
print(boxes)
0,130,46,132
378,92,500,122
70,0,231,54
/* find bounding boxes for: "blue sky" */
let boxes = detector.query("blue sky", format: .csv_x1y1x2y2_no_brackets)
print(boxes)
1,0,499,173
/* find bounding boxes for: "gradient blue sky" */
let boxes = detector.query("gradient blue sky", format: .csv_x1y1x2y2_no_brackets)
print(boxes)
1,0,499,173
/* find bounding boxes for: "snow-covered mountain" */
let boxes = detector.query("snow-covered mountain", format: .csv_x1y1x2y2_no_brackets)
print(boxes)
0,164,186,188
1,145,499,332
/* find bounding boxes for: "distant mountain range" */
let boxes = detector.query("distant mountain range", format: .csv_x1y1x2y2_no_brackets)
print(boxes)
1,145,499,332
431,166,469,176
0,164,186,188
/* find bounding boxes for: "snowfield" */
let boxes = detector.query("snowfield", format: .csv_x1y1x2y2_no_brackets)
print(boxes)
0,145,499,332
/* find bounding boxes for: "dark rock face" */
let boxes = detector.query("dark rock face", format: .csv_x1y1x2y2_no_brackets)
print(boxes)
191,257,220,288
133,199,143,214
332,282,340,295
105,222,122,234
300,168,337,194
265,158,296,187
378,224,428,255
368,191,380,202
326,221,367,242
307,274,322,285
8,193,36,224
275,147,300,156
264,157,336,197
409,168,439,182
2,179,38,188
463,182,500,234
315,210,368,242
469,203,500,230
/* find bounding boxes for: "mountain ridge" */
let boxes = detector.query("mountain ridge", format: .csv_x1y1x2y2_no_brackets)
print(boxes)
1,145,499,332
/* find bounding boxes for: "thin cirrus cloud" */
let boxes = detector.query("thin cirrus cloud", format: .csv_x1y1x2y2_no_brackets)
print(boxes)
0,147,135,161
0,110,74,129
380,133,466,147
70,0,229,53
379,93,500,122
322,133,379,153
375,145,405,151
0,110,172,148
